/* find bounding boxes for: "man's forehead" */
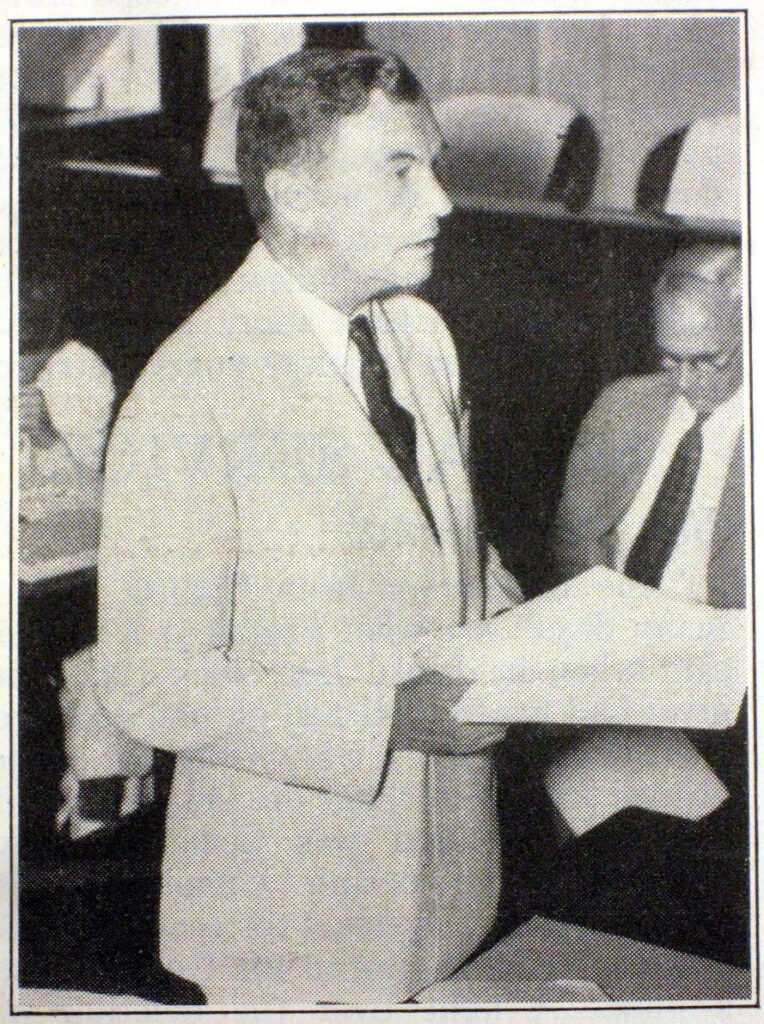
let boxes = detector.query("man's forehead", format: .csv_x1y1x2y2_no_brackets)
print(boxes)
660,244,741,284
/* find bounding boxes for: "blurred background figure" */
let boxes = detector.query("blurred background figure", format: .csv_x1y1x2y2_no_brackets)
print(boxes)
18,268,154,843
19,273,115,485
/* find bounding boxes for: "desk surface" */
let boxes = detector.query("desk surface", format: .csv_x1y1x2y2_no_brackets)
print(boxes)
416,916,752,1006
19,547,98,586
18,466,102,586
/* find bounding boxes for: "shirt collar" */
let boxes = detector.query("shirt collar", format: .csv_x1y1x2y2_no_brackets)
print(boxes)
258,242,363,375
675,384,745,430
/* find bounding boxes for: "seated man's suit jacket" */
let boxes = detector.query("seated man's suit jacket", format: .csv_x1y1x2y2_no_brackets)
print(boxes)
553,370,745,611
97,242,522,1006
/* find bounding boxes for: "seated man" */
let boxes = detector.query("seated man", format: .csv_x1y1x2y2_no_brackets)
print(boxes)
548,242,747,966
18,274,122,843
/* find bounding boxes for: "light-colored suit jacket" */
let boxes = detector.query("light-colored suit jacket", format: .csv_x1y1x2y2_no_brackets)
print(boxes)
553,371,745,610
97,242,521,1006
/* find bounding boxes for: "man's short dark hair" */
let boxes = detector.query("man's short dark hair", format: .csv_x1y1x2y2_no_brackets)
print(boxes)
235,47,423,223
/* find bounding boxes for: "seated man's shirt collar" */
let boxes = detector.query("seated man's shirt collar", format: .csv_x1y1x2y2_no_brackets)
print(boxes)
674,383,745,434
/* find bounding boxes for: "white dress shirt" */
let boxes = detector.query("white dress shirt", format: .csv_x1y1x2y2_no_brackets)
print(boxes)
262,244,368,412
615,385,744,604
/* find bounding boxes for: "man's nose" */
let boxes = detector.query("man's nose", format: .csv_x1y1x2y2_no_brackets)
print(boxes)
678,360,696,392
424,171,453,219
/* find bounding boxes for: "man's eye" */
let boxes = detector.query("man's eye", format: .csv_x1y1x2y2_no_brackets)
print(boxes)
394,163,412,180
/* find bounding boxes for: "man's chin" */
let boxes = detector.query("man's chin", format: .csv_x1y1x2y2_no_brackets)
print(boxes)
368,252,436,299
397,253,436,289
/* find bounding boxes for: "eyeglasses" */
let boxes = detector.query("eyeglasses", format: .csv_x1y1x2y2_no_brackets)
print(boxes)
660,347,739,372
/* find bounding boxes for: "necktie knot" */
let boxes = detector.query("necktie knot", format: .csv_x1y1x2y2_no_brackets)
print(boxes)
349,314,374,348
349,315,384,370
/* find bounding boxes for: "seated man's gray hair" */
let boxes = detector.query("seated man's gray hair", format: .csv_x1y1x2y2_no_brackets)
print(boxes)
235,47,423,223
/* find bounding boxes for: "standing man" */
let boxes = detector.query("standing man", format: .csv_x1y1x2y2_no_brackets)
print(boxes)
97,48,522,1006
550,241,747,965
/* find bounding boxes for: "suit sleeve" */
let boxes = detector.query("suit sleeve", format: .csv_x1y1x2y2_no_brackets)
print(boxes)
552,381,631,583
96,361,394,805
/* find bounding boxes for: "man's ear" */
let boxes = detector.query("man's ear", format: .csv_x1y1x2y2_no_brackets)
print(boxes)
263,165,315,230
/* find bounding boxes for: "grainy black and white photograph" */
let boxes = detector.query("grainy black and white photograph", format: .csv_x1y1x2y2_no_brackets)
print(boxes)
8,3,757,1013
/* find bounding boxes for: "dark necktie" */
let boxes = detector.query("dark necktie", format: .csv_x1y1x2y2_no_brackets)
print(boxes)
623,412,706,588
349,315,438,540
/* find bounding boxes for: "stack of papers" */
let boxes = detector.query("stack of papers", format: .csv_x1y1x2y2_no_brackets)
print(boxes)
414,567,747,729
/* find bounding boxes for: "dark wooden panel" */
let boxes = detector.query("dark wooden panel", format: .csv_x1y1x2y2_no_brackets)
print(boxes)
425,210,674,591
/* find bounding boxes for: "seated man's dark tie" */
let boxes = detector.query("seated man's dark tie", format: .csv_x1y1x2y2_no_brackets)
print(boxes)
623,413,706,588
349,315,438,540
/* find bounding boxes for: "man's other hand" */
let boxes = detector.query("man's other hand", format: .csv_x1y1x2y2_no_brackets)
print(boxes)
389,671,507,755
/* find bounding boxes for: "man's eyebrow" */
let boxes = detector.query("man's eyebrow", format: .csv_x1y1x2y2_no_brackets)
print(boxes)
387,143,447,163
662,348,724,360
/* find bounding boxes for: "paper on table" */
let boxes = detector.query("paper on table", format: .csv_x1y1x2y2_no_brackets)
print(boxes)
414,915,751,1004
413,567,747,729
544,726,729,836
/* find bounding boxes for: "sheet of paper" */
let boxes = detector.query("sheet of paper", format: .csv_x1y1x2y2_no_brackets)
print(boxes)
544,726,729,836
413,567,747,729
414,915,751,1004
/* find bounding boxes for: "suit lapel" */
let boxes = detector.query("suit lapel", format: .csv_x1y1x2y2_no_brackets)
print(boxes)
373,300,481,627
713,431,745,544
594,385,679,562
206,244,443,556
708,431,746,608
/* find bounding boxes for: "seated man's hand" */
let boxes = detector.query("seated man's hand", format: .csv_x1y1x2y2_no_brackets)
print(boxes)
389,671,507,756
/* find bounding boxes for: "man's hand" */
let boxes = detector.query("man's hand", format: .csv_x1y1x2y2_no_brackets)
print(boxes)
389,671,507,755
